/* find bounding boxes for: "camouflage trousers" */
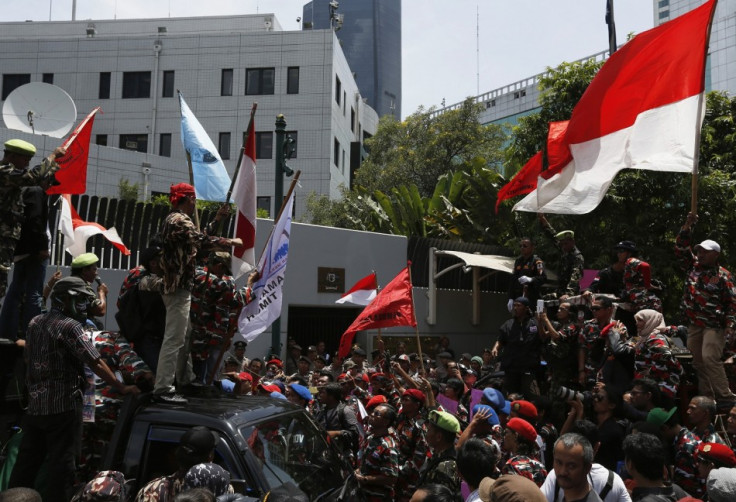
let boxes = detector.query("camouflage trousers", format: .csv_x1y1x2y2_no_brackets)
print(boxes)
0,238,18,300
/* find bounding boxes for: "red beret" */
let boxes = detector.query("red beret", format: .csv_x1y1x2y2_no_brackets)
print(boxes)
370,372,389,381
366,395,388,411
258,383,281,394
337,373,348,382
402,388,426,403
169,182,195,205
511,400,538,420
238,372,253,381
506,417,537,443
697,442,736,467
267,359,283,369
360,373,370,383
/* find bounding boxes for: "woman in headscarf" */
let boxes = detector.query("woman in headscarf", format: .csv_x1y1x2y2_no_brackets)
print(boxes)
633,309,683,399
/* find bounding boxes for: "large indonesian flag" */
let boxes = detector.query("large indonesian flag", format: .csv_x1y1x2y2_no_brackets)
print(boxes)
46,107,100,195
337,265,416,359
60,195,130,257
495,151,543,213
231,117,257,280
514,0,717,214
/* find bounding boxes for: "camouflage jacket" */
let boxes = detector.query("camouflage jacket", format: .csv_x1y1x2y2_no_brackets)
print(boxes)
634,329,683,398
623,257,662,312
672,427,704,498
675,228,736,331
502,454,548,487
358,431,399,500
0,156,58,240
394,412,429,497
541,220,584,296
417,446,461,494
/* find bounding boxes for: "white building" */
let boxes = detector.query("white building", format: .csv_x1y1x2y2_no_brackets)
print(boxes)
0,14,378,218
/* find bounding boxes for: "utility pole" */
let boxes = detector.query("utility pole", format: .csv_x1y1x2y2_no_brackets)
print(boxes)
270,114,294,357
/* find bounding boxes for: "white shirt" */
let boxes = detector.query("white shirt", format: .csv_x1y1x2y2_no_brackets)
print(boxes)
541,463,632,502
465,489,481,502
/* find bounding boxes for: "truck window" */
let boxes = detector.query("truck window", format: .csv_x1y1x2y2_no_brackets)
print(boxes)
240,412,353,499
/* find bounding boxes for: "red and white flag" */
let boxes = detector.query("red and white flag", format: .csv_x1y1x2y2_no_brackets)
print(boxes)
336,272,378,306
495,151,543,213
231,116,257,279
337,265,416,359
514,0,717,214
59,194,130,257
46,107,100,195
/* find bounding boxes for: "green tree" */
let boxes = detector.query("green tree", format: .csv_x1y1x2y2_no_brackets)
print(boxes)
118,178,139,202
355,98,507,197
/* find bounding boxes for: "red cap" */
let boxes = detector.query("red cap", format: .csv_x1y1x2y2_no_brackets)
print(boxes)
697,442,736,467
238,372,253,381
402,388,426,403
258,383,281,394
337,373,348,382
366,395,388,411
511,400,538,420
506,417,537,443
370,372,389,381
267,359,283,369
360,373,370,383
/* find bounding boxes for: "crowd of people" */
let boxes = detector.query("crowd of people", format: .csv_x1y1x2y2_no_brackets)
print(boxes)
1,135,736,502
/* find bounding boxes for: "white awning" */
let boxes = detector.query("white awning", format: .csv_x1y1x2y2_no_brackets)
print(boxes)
435,250,515,275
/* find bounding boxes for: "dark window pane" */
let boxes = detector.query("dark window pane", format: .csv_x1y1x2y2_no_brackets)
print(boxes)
162,71,175,98
120,133,148,153
159,133,171,157
255,131,273,159
122,71,151,99
221,69,233,96
333,137,340,167
351,108,355,133
99,72,111,99
95,134,108,146
2,74,31,100
257,196,271,217
42,73,54,84
287,67,299,94
246,68,275,95
218,132,231,160
285,131,298,159
335,76,341,104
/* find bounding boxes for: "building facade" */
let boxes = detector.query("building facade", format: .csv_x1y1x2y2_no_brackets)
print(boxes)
303,0,402,118
0,14,378,218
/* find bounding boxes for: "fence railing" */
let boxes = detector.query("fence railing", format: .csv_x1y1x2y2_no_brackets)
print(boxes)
49,195,232,271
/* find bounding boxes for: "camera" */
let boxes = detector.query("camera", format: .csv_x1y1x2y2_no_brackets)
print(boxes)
555,385,592,404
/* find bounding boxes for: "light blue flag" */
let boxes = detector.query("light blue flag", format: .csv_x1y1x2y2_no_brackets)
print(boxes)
179,92,231,201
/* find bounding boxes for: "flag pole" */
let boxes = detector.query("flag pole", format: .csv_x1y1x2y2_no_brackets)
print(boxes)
691,0,718,215
51,195,64,270
185,150,201,231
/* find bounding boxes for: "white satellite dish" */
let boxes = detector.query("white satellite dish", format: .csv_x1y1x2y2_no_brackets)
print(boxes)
2,82,77,138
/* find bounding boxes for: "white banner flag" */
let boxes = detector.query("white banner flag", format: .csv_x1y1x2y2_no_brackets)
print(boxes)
237,192,295,342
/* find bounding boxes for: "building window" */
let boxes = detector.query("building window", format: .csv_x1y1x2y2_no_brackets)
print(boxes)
285,131,298,159
343,91,346,114
96,134,108,146
42,73,54,84
122,71,151,99
159,133,172,157
255,131,273,159
120,134,148,153
335,76,341,105
2,74,31,100
99,72,111,99
351,108,356,133
221,69,233,96
218,132,231,160
257,196,271,217
333,137,340,167
162,71,175,98
658,10,669,19
342,150,346,175
245,68,275,95
658,0,669,8
287,67,300,94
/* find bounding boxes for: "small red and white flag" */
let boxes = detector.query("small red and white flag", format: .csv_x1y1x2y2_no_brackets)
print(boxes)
336,272,378,306
46,107,100,195
231,114,257,279
60,195,130,257
514,0,717,214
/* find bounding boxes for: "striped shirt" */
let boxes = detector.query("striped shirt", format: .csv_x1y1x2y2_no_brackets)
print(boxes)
25,309,101,415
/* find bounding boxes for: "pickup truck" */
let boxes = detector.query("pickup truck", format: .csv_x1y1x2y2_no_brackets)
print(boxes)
102,393,360,501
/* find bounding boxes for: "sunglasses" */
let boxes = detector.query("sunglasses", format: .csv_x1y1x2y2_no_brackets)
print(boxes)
591,306,607,311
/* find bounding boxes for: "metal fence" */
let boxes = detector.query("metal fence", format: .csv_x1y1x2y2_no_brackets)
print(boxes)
49,194,231,271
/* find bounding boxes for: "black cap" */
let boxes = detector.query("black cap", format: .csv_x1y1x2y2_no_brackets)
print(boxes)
614,240,637,253
437,351,452,359
233,341,246,349
352,348,367,357
298,355,311,363
177,426,217,464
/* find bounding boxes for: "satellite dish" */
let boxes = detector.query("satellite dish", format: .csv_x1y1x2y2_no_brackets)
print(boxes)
2,82,77,138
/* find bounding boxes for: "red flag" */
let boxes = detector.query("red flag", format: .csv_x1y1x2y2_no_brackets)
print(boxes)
541,120,571,180
231,111,257,279
515,0,717,214
46,107,100,195
338,266,416,359
495,151,544,213
336,272,378,306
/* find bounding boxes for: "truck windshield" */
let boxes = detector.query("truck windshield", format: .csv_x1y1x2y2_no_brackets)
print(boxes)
240,412,352,499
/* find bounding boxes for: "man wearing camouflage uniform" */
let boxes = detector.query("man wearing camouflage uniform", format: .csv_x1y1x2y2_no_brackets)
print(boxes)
417,410,461,494
508,237,547,309
0,139,64,303
675,212,736,407
355,403,399,502
539,214,584,299
394,389,429,501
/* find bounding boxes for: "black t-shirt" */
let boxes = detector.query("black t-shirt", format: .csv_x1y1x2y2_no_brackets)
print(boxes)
498,317,541,372
595,417,625,471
